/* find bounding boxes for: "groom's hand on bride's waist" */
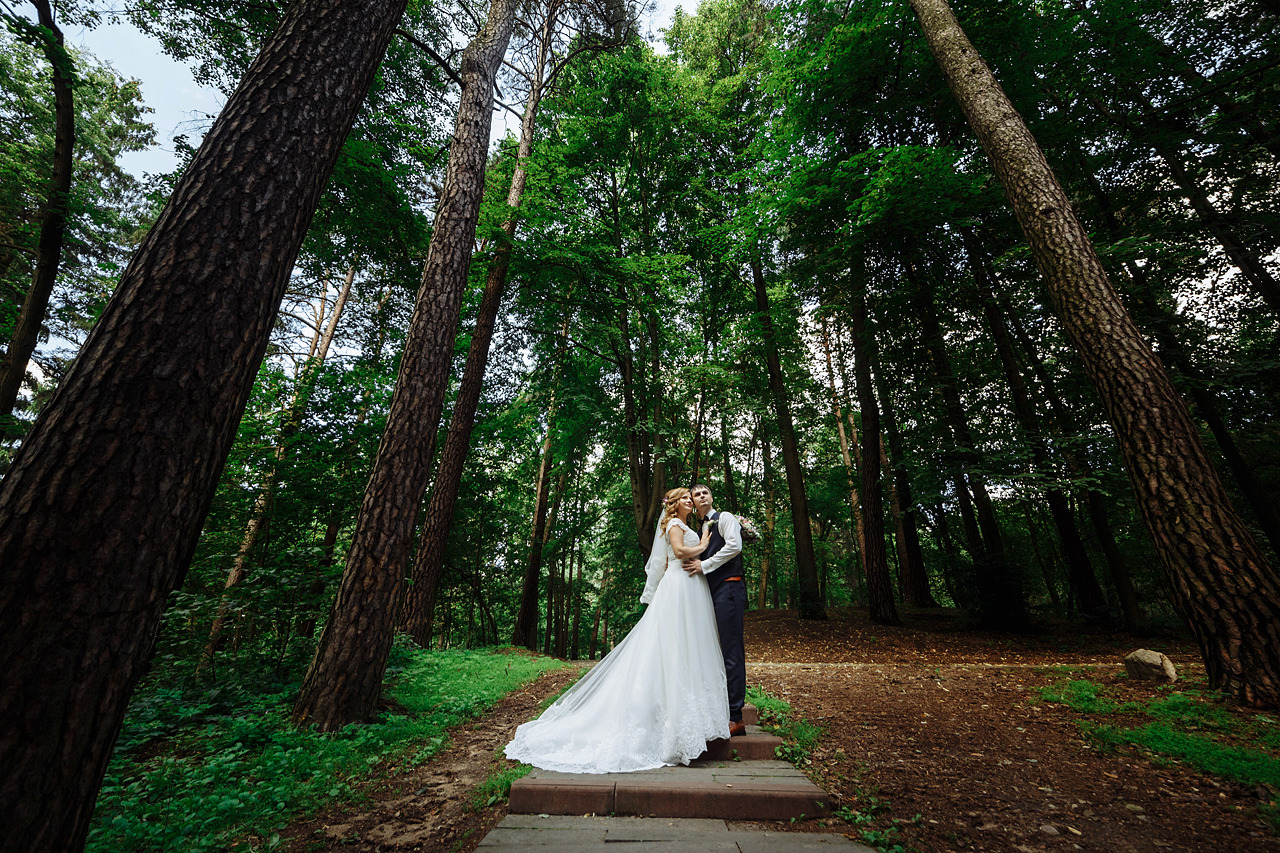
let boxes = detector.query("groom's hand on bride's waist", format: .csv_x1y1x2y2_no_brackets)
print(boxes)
683,558,703,575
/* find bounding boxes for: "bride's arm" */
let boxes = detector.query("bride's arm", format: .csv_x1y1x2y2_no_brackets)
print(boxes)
668,522,711,559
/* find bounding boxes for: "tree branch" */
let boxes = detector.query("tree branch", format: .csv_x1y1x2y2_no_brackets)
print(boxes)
394,28,463,88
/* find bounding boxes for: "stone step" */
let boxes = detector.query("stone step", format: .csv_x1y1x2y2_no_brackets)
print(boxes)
697,726,782,761
479,815,876,850
742,703,759,725
509,758,828,821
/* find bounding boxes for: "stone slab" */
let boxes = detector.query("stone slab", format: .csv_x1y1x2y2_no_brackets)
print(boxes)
477,815,876,850
509,759,827,820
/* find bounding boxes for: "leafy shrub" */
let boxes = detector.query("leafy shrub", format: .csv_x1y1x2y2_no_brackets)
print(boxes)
87,645,565,852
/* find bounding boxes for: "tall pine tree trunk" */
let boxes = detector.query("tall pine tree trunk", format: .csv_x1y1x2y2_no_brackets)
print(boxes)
399,20,552,643
751,256,825,619
0,0,408,843
292,0,517,730
912,0,1280,706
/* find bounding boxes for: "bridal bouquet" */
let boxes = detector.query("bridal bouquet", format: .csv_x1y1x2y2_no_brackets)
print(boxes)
737,515,762,545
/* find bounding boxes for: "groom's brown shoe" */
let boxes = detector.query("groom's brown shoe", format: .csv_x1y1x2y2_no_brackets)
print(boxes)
728,720,747,737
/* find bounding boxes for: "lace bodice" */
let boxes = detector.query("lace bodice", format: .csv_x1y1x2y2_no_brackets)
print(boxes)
664,518,699,565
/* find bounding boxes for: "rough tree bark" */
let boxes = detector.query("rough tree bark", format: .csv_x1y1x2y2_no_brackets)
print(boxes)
848,292,900,626
751,256,825,619
292,0,517,731
0,0,74,427
0,0,408,846
911,0,1280,705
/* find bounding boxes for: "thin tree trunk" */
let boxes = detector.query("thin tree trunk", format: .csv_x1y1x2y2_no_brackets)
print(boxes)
1154,141,1280,315
868,329,937,608
758,434,777,610
514,424,555,649
820,314,867,580
292,0,517,731
0,0,74,429
0,0,408,843
912,0,1280,705
909,260,1026,627
719,415,739,513
848,293,900,625
751,256,824,619
570,547,582,659
298,508,343,639
588,603,601,659
1025,507,1063,614
204,266,354,664
966,239,1106,617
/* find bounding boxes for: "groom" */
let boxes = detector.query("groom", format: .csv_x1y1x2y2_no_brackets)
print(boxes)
683,484,747,737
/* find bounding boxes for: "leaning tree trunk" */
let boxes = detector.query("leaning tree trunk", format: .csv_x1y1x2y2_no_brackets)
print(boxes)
848,292,900,626
751,256,825,619
0,0,74,428
399,21,552,644
292,0,517,731
0,0,408,845
911,0,1280,706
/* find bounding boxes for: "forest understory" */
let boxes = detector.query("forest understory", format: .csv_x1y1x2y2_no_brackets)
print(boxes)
274,608,1277,853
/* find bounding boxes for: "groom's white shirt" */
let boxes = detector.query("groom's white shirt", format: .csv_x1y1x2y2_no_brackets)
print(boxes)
699,506,742,577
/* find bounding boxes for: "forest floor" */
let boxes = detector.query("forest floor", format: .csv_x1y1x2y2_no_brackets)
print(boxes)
276,608,1279,853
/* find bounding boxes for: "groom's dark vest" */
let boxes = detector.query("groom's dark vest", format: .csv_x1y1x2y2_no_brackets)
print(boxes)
701,510,744,594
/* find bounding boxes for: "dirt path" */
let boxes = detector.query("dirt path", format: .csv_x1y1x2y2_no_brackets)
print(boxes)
743,609,1276,852
278,664,586,853
277,609,1278,852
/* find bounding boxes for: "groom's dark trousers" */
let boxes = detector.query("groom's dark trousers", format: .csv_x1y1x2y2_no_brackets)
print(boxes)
703,511,746,723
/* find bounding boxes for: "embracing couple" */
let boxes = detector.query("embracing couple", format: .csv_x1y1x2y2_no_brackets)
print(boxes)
504,484,748,774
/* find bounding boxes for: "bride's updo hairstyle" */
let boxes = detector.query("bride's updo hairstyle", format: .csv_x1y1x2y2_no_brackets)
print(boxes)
660,487,692,533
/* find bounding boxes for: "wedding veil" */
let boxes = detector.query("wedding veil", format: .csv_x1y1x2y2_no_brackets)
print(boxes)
639,517,668,604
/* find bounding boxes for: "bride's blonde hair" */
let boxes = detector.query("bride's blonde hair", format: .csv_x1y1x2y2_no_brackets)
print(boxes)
660,487,693,534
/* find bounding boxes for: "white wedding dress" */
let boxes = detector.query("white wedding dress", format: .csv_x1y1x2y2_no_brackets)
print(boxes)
504,518,729,773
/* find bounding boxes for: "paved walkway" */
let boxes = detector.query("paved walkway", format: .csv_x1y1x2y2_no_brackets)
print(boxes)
478,815,877,851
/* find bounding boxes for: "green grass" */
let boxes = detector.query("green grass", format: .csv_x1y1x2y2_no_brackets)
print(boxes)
87,644,566,853
745,685,822,766
1038,675,1280,831
468,762,533,810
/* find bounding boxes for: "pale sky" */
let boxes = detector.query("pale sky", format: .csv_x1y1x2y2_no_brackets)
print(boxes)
65,1,688,181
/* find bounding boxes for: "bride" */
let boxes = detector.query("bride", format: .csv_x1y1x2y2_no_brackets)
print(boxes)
503,487,730,773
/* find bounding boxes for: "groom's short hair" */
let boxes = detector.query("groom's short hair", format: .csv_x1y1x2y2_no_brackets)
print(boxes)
691,483,711,494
